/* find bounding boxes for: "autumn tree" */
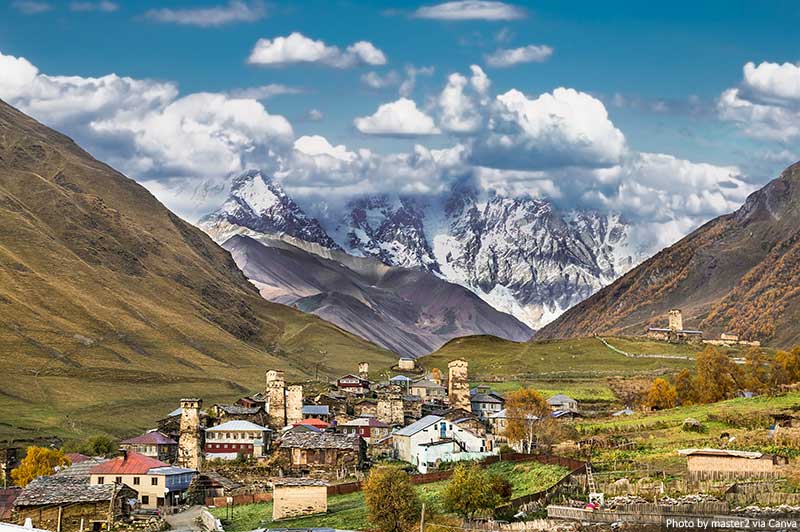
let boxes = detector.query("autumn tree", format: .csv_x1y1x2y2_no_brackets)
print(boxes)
430,367,443,384
771,348,800,387
674,368,696,405
742,348,770,394
363,466,421,532
695,346,738,403
441,463,513,521
503,388,551,452
11,447,70,487
645,378,677,410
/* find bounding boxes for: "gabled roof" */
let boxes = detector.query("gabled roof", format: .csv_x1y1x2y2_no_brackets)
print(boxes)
215,404,262,415
411,379,445,389
302,405,330,416
64,453,90,464
54,458,109,480
293,418,330,429
279,431,361,450
121,431,177,446
15,476,135,506
207,420,270,432
548,394,576,404
394,415,442,437
471,392,503,404
148,466,197,476
89,452,168,475
389,375,413,383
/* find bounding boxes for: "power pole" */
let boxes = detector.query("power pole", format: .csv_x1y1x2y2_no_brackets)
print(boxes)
419,502,425,532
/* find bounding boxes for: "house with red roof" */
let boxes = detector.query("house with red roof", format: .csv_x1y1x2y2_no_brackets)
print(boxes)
89,450,195,509
120,430,178,463
292,418,330,430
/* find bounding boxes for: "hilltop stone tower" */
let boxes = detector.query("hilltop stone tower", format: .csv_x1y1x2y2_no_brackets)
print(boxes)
286,385,304,426
377,392,404,426
358,362,369,381
266,370,287,429
669,309,683,331
448,359,470,411
177,398,202,470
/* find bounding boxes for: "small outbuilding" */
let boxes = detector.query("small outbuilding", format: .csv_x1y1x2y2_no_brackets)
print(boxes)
271,478,328,521
678,448,784,480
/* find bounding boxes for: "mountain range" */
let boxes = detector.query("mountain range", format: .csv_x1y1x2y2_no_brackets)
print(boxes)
0,99,396,439
537,162,800,347
222,233,533,357
200,170,642,330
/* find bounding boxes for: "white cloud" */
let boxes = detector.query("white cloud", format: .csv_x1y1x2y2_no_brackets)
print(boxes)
294,135,355,162
69,1,118,12
354,98,440,136
485,44,553,68
399,65,435,97
361,70,401,90
413,1,526,21
470,87,626,170
144,0,265,27
438,72,483,133
469,65,490,98
248,32,386,68
718,61,800,140
307,108,324,121
11,1,51,14
227,84,303,99
362,65,435,96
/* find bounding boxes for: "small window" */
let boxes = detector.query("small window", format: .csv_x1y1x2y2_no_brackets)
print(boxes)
151,477,158,486
115,477,122,484
141,495,149,505
133,477,140,485
97,476,104,484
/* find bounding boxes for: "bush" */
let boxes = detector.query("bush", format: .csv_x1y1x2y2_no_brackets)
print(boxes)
681,418,706,433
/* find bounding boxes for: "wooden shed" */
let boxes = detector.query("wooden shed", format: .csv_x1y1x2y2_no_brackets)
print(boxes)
678,448,782,480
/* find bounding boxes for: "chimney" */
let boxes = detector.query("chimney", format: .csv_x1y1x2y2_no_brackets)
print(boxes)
119,448,128,461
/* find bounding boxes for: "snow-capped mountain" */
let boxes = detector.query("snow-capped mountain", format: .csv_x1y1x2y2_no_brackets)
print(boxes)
199,170,340,250
199,170,642,329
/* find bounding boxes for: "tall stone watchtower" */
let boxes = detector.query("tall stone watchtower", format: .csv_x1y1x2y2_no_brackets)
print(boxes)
266,370,287,429
377,392,404,425
669,309,683,331
177,398,202,470
358,362,369,382
286,385,304,426
447,359,470,411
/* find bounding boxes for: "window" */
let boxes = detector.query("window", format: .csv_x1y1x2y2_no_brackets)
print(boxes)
133,477,140,485
115,477,122,484
141,495,149,505
97,476,104,484
151,477,158,486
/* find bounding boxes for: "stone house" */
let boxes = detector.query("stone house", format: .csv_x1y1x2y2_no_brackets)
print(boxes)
398,357,416,371
211,404,268,427
14,476,137,532
89,451,195,509
119,431,178,464
301,405,331,422
204,420,272,460
277,432,366,477
547,394,579,413
409,379,447,401
271,478,328,521
353,398,378,418
470,387,505,420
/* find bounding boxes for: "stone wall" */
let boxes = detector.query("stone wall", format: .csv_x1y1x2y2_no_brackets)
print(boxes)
448,359,470,411
266,370,286,430
377,393,404,425
178,398,202,470
286,385,303,426
358,362,369,381
272,485,327,520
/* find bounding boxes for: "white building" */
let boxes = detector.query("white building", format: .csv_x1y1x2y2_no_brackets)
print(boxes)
393,415,493,471
204,420,272,460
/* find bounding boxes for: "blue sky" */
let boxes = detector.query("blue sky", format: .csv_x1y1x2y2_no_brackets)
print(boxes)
1,0,798,244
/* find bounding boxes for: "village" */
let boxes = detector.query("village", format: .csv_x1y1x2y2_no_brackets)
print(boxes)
2,311,800,532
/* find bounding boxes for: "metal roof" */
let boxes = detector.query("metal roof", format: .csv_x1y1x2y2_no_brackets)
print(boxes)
206,420,270,432
302,405,330,415
677,448,764,459
548,394,576,404
120,430,177,446
394,415,442,437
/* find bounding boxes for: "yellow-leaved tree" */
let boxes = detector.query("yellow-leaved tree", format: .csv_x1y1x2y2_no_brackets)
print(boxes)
503,388,551,453
644,378,677,410
363,466,420,532
11,446,70,487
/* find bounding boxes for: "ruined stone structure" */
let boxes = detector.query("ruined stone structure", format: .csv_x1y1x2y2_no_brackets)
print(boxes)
286,385,304,426
177,398,203,470
266,370,287,429
448,359,470,411
669,309,683,331
377,392,404,426
358,362,369,381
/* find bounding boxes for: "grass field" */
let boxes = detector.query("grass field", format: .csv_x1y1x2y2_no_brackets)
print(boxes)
211,461,569,532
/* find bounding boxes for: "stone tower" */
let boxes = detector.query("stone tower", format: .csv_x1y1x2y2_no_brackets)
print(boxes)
266,370,286,429
177,398,202,470
448,359,470,411
377,392,404,426
669,309,683,331
358,362,369,381
286,385,304,426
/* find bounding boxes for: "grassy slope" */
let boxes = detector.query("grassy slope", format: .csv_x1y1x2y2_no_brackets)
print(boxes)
577,392,800,476
0,99,396,442
211,461,569,532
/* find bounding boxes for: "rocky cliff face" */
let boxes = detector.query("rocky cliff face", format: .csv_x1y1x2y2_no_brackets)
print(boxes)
200,171,641,329
536,162,800,347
